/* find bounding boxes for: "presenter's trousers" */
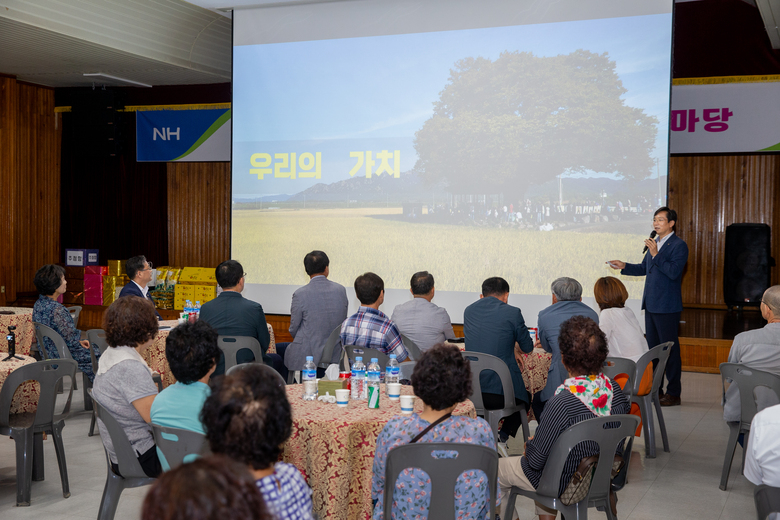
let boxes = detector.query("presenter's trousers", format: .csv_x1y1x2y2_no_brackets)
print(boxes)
645,311,682,397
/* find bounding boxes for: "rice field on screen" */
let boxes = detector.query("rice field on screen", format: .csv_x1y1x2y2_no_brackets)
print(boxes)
232,208,647,298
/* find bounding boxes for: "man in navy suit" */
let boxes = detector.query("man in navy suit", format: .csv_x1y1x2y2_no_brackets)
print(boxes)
609,207,689,406
118,255,161,320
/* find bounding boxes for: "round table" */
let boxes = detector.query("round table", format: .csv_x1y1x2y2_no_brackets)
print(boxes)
141,321,277,388
0,307,34,356
0,355,40,414
283,384,476,520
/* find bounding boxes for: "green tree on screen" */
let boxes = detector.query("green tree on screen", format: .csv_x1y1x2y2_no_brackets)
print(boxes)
413,50,659,198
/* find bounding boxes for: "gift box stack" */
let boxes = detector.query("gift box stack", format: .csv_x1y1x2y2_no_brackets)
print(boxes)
103,260,128,306
62,265,85,304
84,266,108,305
174,267,217,310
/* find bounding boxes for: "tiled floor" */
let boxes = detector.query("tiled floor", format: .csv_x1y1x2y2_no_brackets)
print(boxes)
0,372,757,519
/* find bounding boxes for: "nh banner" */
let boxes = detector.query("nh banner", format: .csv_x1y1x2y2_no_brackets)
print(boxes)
671,77,780,154
136,107,231,162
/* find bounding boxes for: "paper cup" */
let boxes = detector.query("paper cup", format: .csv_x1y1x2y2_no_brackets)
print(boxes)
400,395,415,414
387,383,401,400
335,389,349,407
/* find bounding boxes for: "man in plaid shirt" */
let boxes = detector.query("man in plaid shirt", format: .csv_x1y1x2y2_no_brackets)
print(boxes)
340,272,409,361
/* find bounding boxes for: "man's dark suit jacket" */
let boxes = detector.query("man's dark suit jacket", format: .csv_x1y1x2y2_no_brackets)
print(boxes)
463,296,534,404
199,291,271,362
621,233,689,313
118,281,161,319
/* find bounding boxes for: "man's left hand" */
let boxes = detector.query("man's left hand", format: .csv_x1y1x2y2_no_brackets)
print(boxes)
644,238,659,257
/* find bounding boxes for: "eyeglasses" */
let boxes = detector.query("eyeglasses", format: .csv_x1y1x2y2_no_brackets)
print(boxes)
652,218,668,223
140,262,154,272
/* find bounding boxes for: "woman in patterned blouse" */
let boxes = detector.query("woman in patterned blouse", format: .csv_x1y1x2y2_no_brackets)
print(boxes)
371,344,497,519
32,264,96,381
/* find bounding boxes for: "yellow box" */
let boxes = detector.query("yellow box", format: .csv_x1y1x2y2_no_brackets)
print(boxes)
107,259,126,277
179,267,217,286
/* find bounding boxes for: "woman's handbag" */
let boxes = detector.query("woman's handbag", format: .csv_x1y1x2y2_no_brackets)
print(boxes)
559,454,624,509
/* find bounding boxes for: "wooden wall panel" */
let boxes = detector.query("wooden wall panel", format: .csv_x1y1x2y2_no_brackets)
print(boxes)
167,162,230,268
669,155,780,307
0,77,18,305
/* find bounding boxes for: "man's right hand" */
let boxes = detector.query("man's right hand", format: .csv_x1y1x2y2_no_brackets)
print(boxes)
607,260,625,270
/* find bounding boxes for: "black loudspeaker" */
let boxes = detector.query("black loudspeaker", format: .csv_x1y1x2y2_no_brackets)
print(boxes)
724,223,774,307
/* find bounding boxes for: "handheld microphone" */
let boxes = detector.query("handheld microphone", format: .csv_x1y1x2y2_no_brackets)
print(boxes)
642,230,658,254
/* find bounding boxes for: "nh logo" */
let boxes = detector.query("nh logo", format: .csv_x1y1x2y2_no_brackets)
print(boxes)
153,127,180,140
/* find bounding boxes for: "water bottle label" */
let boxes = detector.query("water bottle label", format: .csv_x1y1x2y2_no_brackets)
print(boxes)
367,370,380,379
389,367,399,376
304,369,316,379
367,385,380,408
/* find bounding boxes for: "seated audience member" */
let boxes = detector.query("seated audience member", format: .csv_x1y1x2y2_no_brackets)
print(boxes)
723,285,780,426
201,364,314,520
93,296,162,478
371,344,496,519
150,320,220,471
463,277,533,444
340,272,409,361
32,264,97,381
142,455,271,520
498,316,630,520
284,250,348,374
118,255,161,320
391,271,456,352
745,403,780,518
535,277,599,420
199,260,283,378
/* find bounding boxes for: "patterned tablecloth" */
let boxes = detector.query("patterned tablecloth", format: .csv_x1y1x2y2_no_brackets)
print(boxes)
0,355,40,414
0,307,34,356
141,321,277,388
283,384,476,520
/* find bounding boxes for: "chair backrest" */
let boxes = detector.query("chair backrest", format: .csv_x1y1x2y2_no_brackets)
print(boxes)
720,363,780,430
344,346,390,371
754,484,780,520
217,336,263,373
633,342,672,397
0,359,77,427
318,324,343,369
33,322,69,361
400,334,423,361
67,306,82,328
533,414,639,505
399,361,416,381
89,389,152,479
151,424,208,470
461,351,516,414
602,357,637,401
87,329,108,374
384,442,498,519
225,362,287,387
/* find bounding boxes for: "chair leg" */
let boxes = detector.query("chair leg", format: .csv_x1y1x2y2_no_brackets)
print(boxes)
636,397,655,458
32,432,45,481
98,469,126,520
741,430,750,475
652,392,670,453
83,374,93,411
719,422,740,491
13,428,35,506
520,408,530,444
89,409,97,437
51,422,71,498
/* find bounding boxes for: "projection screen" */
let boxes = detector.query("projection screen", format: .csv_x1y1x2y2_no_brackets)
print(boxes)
232,0,674,324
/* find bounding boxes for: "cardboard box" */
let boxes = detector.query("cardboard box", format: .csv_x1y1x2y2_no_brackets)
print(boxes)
179,267,217,286
63,265,85,279
107,259,126,277
65,249,99,266
85,265,108,275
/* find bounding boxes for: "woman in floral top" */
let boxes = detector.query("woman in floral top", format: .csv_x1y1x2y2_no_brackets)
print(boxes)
32,264,97,381
371,344,497,519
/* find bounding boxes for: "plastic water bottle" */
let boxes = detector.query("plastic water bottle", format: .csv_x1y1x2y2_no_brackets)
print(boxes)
195,301,201,317
367,358,381,408
385,354,400,384
302,356,318,401
351,357,366,400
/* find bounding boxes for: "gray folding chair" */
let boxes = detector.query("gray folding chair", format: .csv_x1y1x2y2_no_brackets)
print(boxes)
217,335,263,374
384,442,498,519
755,484,780,520
0,359,77,506
719,363,780,491
344,345,390,371
399,361,416,381
287,324,343,384
87,329,109,436
89,389,156,520
400,333,423,361
151,424,209,470
33,322,91,406
505,414,639,520
461,351,530,444
632,342,673,458
66,306,82,329
226,361,287,387
601,357,638,490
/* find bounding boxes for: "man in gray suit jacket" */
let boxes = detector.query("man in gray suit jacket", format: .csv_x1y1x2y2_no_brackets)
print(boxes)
391,271,456,352
284,251,349,372
535,276,599,420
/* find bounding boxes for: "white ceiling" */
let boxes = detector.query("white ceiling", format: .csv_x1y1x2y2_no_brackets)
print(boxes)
0,0,232,88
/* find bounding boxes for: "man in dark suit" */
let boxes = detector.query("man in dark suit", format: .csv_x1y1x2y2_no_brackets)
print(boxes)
284,251,348,375
118,255,161,320
463,277,534,444
609,206,689,406
198,260,280,377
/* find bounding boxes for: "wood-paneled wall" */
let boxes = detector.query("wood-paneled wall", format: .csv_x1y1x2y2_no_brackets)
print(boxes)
167,162,230,268
669,155,780,307
0,77,59,305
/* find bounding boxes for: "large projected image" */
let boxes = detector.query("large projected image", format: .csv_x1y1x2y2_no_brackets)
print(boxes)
232,11,672,317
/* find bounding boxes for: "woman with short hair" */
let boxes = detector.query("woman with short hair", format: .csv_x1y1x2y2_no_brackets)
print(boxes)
593,276,647,362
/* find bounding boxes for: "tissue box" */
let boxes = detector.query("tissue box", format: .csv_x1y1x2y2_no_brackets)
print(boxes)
318,380,348,395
